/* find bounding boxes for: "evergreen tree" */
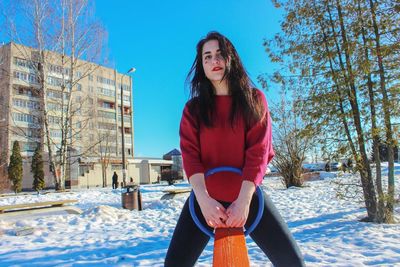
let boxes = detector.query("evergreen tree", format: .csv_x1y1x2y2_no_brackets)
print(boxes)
8,141,23,193
31,144,45,191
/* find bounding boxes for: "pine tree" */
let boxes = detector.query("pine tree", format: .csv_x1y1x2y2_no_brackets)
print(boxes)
31,144,45,191
8,141,23,193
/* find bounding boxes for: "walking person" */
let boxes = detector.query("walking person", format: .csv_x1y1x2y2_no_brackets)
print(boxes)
112,171,118,189
165,31,305,267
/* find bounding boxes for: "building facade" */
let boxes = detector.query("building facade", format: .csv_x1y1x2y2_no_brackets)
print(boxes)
0,42,134,190
162,149,185,183
77,157,173,188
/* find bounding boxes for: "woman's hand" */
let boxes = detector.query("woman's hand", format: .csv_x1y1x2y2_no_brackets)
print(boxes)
197,195,228,228
225,180,255,228
189,173,228,228
225,198,250,227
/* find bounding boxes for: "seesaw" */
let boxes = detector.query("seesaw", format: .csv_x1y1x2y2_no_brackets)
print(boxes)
189,167,264,267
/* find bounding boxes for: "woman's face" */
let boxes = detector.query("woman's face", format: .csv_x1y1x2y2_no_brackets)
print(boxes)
201,40,227,83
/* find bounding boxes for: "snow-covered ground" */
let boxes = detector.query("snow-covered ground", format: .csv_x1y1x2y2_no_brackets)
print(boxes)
0,164,399,267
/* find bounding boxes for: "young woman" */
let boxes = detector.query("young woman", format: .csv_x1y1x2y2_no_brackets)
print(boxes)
165,31,305,267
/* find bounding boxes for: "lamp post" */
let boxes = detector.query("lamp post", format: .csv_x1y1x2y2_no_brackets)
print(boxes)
120,67,136,187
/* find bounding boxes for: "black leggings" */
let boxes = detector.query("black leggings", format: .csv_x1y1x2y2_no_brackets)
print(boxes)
165,191,305,267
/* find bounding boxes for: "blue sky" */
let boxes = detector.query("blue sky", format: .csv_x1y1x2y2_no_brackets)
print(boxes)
94,0,283,158
0,1,283,158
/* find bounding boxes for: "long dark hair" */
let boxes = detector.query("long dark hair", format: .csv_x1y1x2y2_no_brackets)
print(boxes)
186,31,264,128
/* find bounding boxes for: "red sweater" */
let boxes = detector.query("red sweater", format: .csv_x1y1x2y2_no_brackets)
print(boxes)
179,89,274,202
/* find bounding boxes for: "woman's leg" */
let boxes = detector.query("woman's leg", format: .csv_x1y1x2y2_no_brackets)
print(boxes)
165,197,211,267
245,191,305,267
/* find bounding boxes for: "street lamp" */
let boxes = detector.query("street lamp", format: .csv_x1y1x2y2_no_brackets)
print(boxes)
120,67,136,187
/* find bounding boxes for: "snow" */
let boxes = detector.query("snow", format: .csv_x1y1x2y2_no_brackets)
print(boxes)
0,164,399,266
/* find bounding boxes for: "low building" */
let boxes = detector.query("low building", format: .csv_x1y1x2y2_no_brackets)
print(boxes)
76,157,172,189
162,149,184,183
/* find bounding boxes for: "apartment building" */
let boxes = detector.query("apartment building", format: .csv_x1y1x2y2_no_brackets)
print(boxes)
0,42,134,190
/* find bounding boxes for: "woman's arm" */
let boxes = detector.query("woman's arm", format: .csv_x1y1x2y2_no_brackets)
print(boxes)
241,90,274,187
180,103,227,228
180,103,204,176
190,173,228,228
226,90,274,227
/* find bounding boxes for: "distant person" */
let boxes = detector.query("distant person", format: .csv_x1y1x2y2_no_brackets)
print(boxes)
341,161,348,173
347,158,353,173
325,162,331,172
112,171,118,189
165,31,305,267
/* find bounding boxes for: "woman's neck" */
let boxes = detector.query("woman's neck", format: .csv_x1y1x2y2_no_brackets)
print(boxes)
212,79,229,95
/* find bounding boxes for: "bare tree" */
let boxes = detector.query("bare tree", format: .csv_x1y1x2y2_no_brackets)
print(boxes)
95,116,116,188
1,0,106,190
52,0,106,190
269,80,314,188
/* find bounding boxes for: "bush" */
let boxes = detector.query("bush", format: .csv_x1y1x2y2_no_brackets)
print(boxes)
8,141,23,193
31,145,45,191
161,169,183,185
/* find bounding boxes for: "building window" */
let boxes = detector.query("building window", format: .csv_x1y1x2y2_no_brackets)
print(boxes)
123,95,130,102
99,101,114,109
48,115,61,125
97,76,115,86
98,122,115,130
120,127,131,134
47,90,62,99
97,87,115,97
14,71,27,81
48,64,70,75
118,115,131,122
47,102,61,111
47,76,63,87
118,83,130,92
20,142,37,152
12,112,39,123
13,127,41,138
14,57,36,70
118,94,131,102
50,129,62,138
98,110,116,120
12,98,40,110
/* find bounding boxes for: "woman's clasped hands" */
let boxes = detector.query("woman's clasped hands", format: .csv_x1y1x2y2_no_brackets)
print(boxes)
197,195,250,229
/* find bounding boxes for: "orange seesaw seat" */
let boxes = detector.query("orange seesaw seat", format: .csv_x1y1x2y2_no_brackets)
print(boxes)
213,227,250,267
